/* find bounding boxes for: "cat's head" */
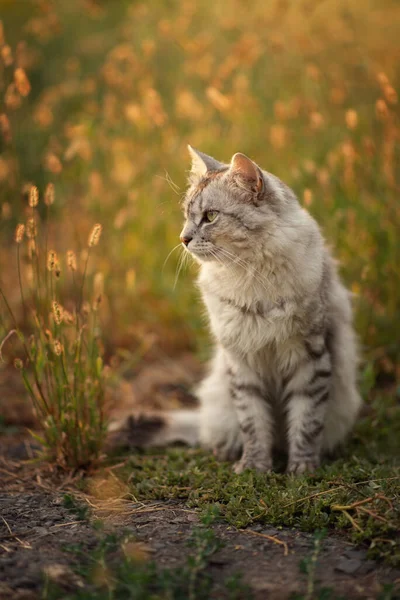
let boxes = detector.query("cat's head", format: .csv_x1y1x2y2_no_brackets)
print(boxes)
180,146,302,264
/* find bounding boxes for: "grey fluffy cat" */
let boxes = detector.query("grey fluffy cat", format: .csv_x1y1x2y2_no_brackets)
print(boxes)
109,146,362,475
179,146,361,474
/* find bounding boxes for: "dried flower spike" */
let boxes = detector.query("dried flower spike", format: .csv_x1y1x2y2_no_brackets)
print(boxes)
345,109,358,130
66,250,77,271
1,45,13,67
53,340,63,356
88,223,102,247
52,300,63,325
44,183,55,206
29,186,39,207
376,99,389,119
15,223,25,243
14,68,31,96
47,250,58,272
26,218,37,239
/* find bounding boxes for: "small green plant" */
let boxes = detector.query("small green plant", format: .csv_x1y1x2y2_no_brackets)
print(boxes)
291,530,349,600
63,493,89,521
294,530,330,600
185,506,223,600
0,186,107,469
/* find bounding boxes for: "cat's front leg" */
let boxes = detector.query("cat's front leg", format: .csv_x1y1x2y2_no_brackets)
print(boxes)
229,362,273,473
284,339,331,474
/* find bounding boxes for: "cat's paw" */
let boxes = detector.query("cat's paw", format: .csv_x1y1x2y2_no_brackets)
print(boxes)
233,455,272,474
287,458,319,475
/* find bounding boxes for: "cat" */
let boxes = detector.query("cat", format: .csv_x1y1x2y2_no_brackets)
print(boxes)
109,146,362,475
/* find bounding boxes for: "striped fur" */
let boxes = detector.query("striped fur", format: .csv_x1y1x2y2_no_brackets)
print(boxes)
181,148,362,474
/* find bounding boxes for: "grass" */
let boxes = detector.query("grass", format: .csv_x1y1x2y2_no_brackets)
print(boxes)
0,189,107,468
102,391,399,567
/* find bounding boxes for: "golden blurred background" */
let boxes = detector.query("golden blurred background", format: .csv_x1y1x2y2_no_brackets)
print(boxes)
1,0,399,388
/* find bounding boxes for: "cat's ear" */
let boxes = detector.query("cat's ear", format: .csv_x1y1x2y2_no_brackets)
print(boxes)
188,145,223,179
228,153,264,193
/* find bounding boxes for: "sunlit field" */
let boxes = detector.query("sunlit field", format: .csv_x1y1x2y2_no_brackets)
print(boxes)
0,0,399,458
1,2,400,596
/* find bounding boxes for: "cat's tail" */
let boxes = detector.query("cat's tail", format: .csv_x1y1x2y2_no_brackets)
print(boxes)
106,409,200,450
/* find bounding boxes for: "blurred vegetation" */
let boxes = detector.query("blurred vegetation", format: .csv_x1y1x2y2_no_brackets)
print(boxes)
1,0,399,378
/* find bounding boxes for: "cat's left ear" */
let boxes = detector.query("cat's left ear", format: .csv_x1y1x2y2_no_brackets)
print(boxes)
228,153,264,194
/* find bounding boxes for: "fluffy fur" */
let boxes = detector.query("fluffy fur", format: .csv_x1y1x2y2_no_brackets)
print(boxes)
179,147,362,474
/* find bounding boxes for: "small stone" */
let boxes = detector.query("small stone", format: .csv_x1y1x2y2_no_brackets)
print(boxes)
335,557,362,574
358,560,377,575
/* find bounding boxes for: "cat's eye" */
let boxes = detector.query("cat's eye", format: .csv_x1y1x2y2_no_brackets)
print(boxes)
204,210,218,223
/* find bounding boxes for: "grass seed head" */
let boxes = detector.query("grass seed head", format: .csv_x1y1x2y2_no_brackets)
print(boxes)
383,85,398,105
47,250,58,272
14,68,31,96
88,223,102,247
44,329,53,341
376,99,389,119
53,339,63,356
15,223,25,243
1,45,13,67
26,218,37,238
29,185,39,207
346,109,358,130
52,300,63,325
44,183,55,206
66,250,77,271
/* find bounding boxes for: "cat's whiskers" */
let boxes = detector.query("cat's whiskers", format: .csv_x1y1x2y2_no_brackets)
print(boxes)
162,243,182,272
208,247,226,269
174,247,193,289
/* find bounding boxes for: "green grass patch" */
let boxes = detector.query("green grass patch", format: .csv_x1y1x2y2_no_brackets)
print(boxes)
112,393,400,566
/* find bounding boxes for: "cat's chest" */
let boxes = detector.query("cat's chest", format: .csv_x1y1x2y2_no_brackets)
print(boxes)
201,284,296,356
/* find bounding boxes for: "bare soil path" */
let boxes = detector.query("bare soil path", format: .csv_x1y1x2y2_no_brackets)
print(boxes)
1,435,399,600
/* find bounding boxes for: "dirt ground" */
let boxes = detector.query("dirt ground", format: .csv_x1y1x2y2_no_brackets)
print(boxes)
1,435,399,600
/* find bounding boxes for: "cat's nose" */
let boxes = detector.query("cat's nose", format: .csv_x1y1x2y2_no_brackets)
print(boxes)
180,235,192,246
